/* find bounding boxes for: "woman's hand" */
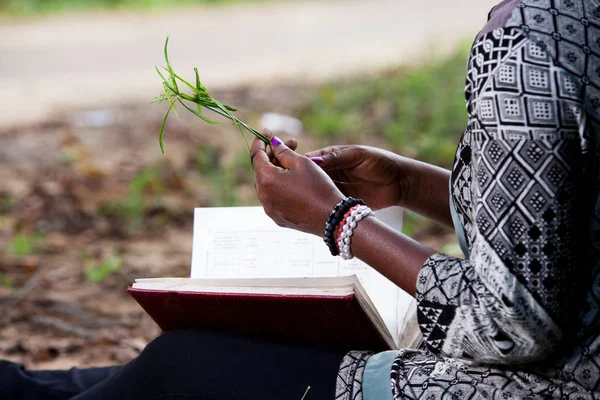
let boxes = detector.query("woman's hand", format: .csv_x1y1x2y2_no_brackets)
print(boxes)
306,145,454,228
252,131,345,236
305,145,409,210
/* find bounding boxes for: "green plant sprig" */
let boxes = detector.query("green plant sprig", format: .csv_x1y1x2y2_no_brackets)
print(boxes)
154,37,270,153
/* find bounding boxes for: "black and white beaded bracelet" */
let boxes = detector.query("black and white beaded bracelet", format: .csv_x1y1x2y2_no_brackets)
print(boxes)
323,197,365,256
337,205,376,260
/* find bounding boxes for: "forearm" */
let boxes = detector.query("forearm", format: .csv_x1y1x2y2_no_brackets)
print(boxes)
400,158,453,228
351,216,436,296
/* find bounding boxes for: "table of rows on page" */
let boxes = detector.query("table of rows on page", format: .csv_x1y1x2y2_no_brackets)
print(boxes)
203,229,370,281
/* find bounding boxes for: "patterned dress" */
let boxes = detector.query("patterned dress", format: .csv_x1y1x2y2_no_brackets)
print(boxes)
338,0,600,399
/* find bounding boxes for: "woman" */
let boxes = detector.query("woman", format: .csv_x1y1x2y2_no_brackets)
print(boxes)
254,0,600,397
3,0,599,398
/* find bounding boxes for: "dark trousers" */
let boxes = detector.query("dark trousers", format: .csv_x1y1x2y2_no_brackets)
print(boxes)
1,330,346,399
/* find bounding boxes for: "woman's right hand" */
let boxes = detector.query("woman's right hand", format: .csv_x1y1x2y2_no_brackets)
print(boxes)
305,145,410,210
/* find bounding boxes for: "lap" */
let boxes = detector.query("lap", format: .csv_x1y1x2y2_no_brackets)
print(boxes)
72,330,345,400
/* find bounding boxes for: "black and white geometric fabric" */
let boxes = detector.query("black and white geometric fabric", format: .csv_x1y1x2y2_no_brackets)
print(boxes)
389,0,600,399
333,1,600,399
336,351,371,400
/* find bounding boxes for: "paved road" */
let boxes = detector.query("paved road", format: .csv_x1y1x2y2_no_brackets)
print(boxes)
0,0,498,128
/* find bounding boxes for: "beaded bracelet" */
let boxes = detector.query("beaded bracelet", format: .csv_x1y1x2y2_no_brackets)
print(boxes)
336,205,375,260
334,205,361,253
323,197,365,256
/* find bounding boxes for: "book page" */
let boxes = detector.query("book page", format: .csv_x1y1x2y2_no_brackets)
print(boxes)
191,206,411,343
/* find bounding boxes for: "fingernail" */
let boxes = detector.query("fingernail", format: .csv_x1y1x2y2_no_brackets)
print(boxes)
271,136,283,147
310,157,324,164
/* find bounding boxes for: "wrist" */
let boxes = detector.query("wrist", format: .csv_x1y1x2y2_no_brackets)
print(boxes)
313,191,345,237
395,158,453,227
394,156,422,209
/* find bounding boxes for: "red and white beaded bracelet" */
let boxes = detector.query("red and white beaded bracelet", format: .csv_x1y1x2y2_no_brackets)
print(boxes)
335,205,375,260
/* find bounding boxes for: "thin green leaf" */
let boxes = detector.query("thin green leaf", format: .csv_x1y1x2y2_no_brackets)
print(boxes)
178,93,217,112
242,124,270,143
173,72,200,95
168,70,179,94
210,99,250,151
159,103,173,154
178,100,219,124
194,68,201,90
155,66,170,86
208,101,268,143
163,85,179,118
194,68,202,114
163,36,171,67
210,99,268,143
236,120,251,153
193,67,207,92
213,98,238,112
163,37,179,93
202,104,238,121
211,99,233,117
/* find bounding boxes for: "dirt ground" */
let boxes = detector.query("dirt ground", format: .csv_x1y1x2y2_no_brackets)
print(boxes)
0,84,457,370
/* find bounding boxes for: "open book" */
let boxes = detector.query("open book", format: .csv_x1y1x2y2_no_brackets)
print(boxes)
129,207,416,351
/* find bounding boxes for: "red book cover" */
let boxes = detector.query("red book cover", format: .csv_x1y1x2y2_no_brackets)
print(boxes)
128,287,392,352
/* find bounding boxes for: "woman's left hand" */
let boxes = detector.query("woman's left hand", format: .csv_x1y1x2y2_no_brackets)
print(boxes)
251,130,345,236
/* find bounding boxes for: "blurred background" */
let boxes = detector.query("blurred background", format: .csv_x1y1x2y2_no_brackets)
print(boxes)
0,0,496,369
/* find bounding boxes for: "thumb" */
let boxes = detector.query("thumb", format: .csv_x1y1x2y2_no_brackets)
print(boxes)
270,136,300,169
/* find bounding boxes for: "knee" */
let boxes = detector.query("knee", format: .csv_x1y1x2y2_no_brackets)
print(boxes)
142,330,193,355
139,330,218,363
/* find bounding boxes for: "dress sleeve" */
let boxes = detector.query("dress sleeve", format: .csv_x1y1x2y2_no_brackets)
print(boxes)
415,28,588,364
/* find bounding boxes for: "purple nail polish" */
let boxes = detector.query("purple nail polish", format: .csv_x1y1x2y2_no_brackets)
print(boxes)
311,157,324,164
271,136,283,147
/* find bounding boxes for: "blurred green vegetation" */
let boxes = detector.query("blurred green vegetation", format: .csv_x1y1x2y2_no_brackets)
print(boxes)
0,0,275,15
300,46,469,169
83,251,123,282
195,143,257,207
195,143,241,207
0,272,16,289
121,168,165,228
8,232,43,257
99,167,167,233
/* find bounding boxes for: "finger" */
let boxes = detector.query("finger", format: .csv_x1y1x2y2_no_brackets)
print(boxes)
260,128,274,141
269,132,302,169
257,129,297,152
250,135,272,171
267,138,298,168
305,145,349,167
307,146,360,171
305,146,342,158
286,138,298,152
267,138,297,164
